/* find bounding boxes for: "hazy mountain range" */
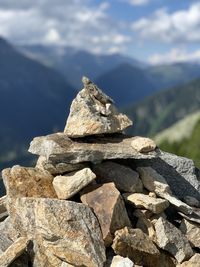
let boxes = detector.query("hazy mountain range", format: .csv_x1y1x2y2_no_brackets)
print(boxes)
1,36,200,169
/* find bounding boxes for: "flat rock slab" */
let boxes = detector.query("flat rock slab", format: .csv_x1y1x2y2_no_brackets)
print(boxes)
0,237,30,267
8,197,106,267
135,151,200,201
154,217,193,263
93,161,143,193
29,133,159,164
64,77,132,137
112,227,160,267
53,168,96,199
81,183,131,247
124,193,169,214
2,166,56,199
180,219,200,248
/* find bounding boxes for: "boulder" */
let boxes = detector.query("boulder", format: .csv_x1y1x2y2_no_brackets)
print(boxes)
131,137,156,153
154,217,193,263
8,197,106,267
124,193,169,214
53,168,96,199
64,76,132,137
0,237,30,267
93,161,143,193
112,227,160,267
180,219,200,248
36,156,88,175
2,166,56,199
28,133,159,165
80,183,131,246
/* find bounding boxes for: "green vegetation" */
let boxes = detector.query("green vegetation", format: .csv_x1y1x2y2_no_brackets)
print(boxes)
159,119,200,168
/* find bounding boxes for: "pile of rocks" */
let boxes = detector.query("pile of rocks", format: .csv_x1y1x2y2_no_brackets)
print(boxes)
0,77,200,267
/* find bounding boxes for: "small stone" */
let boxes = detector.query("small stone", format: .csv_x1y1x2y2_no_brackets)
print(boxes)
93,161,143,193
80,183,131,246
110,255,134,267
2,166,56,199
53,168,96,199
124,193,169,214
36,156,88,175
184,196,200,208
154,217,193,263
112,227,160,267
180,219,200,248
0,237,30,267
179,254,200,267
149,192,156,198
64,77,132,137
131,137,156,153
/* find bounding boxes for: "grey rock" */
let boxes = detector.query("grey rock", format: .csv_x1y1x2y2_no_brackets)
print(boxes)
29,133,159,164
183,196,200,208
180,219,200,248
8,197,106,267
135,151,200,201
93,161,143,193
154,217,193,263
53,168,96,199
64,77,132,137
110,255,134,267
36,156,88,175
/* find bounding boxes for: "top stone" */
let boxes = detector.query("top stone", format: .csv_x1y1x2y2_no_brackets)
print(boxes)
64,76,133,137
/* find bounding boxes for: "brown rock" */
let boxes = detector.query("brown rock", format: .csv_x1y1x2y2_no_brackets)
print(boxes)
180,219,200,248
64,76,132,137
131,137,156,153
112,227,160,267
2,166,56,199
179,254,200,267
124,193,169,214
154,217,193,263
0,237,30,267
80,183,131,246
93,161,143,193
53,168,96,199
8,197,106,267
29,133,159,165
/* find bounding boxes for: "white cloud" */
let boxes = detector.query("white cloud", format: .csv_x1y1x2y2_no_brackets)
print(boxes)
132,3,200,43
149,48,200,65
0,0,130,54
125,0,150,6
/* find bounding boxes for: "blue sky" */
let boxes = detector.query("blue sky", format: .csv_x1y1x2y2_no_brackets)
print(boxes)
0,0,200,64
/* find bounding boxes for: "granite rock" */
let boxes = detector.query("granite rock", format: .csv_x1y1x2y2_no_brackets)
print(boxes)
81,183,131,246
180,219,200,248
64,77,132,137
53,168,96,199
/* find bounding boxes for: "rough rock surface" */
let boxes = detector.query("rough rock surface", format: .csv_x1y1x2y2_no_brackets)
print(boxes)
36,156,88,175
110,255,134,267
8,197,106,267
64,77,132,137
131,137,156,153
179,254,200,267
2,166,56,198
180,219,200,248
154,217,193,263
135,151,200,201
124,193,169,214
112,227,160,267
183,196,200,208
81,183,131,246
29,133,159,164
0,237,30,267
53,168,96,199
93,161,143,193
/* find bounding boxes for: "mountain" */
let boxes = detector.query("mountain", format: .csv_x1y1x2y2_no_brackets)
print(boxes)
124,78,200,137
0,37,76,169
95,63,156,107
18,44,145,89
147,62,200,90
154,111,200,168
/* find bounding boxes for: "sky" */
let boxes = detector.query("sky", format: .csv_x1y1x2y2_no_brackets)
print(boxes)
0,0,200,64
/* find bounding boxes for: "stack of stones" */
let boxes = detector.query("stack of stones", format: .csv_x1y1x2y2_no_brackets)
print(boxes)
0,77,200,267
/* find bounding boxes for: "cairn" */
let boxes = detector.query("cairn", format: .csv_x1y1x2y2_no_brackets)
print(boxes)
0,77,200,267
